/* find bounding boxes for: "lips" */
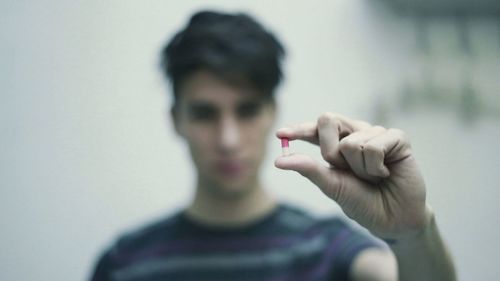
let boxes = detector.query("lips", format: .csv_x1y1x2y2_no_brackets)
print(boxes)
214,160,246,177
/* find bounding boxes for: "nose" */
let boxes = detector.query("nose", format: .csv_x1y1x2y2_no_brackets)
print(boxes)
217,115,240,153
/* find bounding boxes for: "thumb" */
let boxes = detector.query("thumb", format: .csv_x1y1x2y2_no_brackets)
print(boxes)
274,154,343,201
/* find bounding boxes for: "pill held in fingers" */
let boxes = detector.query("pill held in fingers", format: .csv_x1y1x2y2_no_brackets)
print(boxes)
280,137,290,156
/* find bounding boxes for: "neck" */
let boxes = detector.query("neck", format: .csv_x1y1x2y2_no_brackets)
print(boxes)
186,179,277,227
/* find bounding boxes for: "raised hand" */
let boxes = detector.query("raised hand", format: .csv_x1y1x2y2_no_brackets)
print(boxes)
275,112,432,241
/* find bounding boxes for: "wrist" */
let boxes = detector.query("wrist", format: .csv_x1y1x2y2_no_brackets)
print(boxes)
384,206,457,281
388,206,435,252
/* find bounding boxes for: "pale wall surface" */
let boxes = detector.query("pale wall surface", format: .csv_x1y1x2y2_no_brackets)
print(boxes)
1,1,499,280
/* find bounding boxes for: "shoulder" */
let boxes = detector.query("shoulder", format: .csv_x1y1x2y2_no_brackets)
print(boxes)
269,204,351,234
272,203,316,231
120,211,183,246
273,204,382,253
104,211,185,263
89,211,184,280
274,205,388,280
275,204,363,236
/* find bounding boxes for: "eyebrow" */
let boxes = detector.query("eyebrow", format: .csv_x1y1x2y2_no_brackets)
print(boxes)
237,99,262,106
183,96,268,121
186,98,263,108
186,101,216,110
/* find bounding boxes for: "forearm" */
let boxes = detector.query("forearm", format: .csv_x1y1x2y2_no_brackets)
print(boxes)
389,210,456,281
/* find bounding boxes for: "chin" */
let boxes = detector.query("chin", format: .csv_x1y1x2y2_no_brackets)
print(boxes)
208,177,257,198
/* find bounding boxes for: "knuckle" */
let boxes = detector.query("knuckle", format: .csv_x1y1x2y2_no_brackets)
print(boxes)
389,128,405,138
339,138,360,153
317,112,338,126
389,128,411,147
372,125,386,132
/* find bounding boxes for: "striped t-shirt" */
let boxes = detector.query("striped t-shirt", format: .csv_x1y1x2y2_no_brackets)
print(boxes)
90,204,382,281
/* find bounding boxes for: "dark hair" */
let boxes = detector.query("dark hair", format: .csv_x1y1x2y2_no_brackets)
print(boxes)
160,10,286,103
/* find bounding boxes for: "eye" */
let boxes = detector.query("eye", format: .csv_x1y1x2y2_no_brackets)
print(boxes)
237,101,262,119
187,104,218,121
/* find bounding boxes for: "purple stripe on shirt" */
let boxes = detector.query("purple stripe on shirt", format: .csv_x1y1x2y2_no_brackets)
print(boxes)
114,222,328,264
267,228,352,281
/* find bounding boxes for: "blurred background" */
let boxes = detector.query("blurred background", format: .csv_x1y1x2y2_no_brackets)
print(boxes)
1,1,499,280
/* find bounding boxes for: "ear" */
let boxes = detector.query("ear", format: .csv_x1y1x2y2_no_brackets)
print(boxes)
170,105,184,137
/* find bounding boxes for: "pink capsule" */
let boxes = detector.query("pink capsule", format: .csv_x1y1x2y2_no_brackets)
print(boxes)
280,137,290,156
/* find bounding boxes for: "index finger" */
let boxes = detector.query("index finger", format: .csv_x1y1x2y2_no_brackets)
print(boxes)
317,113,371,167
276,113,369,144
276,122,319,145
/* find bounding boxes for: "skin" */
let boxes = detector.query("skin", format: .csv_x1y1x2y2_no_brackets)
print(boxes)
172,70,277,226
275,115,429,240
275,113,456,280
172,69,455,280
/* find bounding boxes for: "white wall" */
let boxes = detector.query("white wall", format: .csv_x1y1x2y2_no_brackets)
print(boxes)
1,1,499,280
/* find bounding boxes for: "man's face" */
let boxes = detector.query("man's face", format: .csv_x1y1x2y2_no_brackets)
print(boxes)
173,70,276,196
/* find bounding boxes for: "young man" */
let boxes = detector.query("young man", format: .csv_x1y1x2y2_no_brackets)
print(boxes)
90,11,456,281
